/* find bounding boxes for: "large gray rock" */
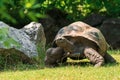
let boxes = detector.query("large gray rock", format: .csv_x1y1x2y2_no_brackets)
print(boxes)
100,18,120,49
0,21,46,63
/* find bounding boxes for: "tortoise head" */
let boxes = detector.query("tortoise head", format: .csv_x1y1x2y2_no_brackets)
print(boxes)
55,37,74,52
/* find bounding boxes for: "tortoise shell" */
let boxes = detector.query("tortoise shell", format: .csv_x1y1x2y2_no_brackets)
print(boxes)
53,21,109,55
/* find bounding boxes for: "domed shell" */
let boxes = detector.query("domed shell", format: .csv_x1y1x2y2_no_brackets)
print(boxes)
53,21,109,55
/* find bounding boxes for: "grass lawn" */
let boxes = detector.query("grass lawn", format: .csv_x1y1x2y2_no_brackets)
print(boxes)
0,50,120,80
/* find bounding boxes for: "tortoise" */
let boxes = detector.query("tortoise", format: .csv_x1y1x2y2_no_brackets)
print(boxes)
45,21,116,67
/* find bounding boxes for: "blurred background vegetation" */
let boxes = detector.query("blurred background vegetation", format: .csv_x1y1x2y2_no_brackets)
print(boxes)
0,0,120,28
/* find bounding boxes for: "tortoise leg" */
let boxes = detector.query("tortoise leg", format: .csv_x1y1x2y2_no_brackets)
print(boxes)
44,47,66,67
84,47,104,67
103,52,116,63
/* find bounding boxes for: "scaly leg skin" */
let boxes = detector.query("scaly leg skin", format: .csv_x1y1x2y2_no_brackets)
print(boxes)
104,52,116,63
84,47,104,67
44,47,65,67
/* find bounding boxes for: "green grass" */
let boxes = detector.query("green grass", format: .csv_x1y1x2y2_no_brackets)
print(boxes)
0,51,120,80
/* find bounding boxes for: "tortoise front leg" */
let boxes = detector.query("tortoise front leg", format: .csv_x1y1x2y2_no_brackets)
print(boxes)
44,47,66,67
84,47,104,67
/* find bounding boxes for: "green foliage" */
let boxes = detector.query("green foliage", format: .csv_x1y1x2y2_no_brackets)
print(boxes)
35,0,120,21
0,0,46,27
0,55,6,69
103,0,120,16
0,27,8,41
0,27,21,48
36,43,45,67
0,0,120,26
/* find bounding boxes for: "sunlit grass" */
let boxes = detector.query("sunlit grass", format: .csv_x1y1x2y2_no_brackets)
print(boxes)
0,50,120,80
108,50,120,54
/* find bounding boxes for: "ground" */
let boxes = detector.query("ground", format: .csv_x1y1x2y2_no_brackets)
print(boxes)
0,50,120,80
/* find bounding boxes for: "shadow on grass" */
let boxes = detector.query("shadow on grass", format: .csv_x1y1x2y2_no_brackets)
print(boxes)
1,61,119,71
65,61,92,67
104,62,119,67
0,63,45,72
59,60,119,67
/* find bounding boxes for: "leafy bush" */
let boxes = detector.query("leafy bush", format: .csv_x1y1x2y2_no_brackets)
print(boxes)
103,0,120,16
41,0,120,21
0,27,21,48
0,0,46,28
0,0,120,27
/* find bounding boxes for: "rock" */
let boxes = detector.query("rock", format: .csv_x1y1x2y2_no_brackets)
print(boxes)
0,21,46,64
100,18,120,49
83,13,106,27
22,22,46,54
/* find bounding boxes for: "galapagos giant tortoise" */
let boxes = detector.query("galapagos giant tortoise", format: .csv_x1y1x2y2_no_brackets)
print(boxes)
45,21,116,67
